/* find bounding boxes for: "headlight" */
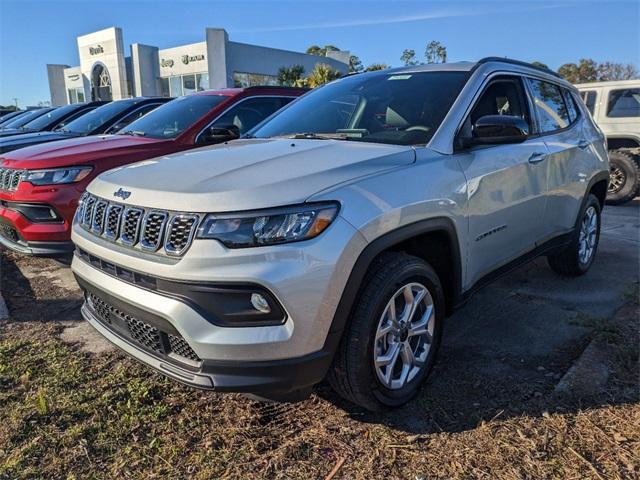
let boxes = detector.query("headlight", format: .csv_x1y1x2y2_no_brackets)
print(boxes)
22,167,92,186
196,202,339,248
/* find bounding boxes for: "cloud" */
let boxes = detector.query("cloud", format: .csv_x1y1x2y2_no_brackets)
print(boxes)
232,3,567,33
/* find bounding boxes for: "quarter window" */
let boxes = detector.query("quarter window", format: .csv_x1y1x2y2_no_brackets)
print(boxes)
607,88,640,118
527,79,570,132
563,90,579,122
580,90,597,115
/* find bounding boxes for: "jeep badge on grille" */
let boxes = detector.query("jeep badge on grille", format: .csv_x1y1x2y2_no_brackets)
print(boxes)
114,188,131,200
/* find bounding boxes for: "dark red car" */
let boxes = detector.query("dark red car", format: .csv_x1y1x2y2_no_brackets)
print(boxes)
0,87,305,255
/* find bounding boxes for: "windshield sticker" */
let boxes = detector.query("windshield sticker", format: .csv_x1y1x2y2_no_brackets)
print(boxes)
388,75,412,80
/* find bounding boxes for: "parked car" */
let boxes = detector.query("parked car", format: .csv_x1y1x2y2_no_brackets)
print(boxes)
0,101,107,139
0,108,52,131
576,80,640,204
0,87,303,255
69,58,608,410
0,97,170,154
0,109,19,118
0,110,26,126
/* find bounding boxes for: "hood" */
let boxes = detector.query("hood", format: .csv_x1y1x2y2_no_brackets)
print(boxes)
88,138,416,212
0,131,77,155
0,134,165,167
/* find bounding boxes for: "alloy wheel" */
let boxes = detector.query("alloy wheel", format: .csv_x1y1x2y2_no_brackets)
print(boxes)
373,282,435,390
608,166,626,194
578,206,598,265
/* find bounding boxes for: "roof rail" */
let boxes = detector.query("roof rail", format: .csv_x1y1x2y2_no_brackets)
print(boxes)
243,85,310,91
476,56,563,79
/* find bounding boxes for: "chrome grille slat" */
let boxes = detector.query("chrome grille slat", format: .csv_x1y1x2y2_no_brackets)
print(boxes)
140,211,168,251
78,194,199,256
0,168,23,192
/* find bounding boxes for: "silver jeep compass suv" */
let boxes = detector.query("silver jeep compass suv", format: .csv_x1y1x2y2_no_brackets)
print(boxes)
71,58,609,411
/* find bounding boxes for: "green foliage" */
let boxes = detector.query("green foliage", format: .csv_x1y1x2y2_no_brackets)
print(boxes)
277,65,305,86
401,49,419,66
297,63,342,88
557,58,639,83
531,61,549,70
349,55,363,73
306,44,339,57
425,40,447,64
364,63,390,72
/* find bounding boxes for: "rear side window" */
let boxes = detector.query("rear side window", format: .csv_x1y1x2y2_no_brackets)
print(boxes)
580,90,597,115
527,79,570,132
607,88,640,118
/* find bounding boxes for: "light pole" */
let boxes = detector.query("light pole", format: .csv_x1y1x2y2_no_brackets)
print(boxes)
12,98,18,109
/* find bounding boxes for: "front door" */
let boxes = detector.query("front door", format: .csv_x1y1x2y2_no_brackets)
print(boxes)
455,75,549,288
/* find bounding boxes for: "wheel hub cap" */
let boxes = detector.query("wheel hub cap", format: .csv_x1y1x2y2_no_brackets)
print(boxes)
608,166,626,194
373,282,435,390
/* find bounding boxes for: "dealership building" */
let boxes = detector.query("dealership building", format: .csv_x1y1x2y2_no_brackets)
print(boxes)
47,27,350,105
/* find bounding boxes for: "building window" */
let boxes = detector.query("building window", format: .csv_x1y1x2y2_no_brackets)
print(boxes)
182,74,197,95
196,73,209,91
160,78,170,97
233,72,279,88
161,73,208,97
68,87,85,104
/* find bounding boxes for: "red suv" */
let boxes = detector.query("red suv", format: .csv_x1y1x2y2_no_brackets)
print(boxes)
0,87,305,255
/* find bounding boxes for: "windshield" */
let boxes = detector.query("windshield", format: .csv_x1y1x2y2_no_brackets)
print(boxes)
252,71,469,146
1,108,54,129
0,111,26,126
21,104,84,131
62,100,138,135
118,95,227,139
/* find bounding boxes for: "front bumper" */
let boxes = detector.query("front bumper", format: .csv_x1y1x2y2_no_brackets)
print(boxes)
0,214,73,255
71,216,366,395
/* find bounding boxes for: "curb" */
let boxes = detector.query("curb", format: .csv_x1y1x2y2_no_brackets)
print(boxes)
554,338,610,397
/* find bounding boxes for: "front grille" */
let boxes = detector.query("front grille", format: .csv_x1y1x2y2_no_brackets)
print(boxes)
165,215,199,255
77,194,200,257
0,168,24,192
120,208,143,246
86,291,201,365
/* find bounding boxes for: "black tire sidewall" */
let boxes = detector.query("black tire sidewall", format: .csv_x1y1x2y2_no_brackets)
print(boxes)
354,260,445,408
607,151,639,205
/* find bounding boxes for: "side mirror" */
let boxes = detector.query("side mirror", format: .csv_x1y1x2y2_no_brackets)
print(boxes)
200,124,240,144
462,115,529,147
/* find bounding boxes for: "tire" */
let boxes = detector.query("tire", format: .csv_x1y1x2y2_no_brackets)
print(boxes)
328,252,445,411
547,194,601,277
606,150,639,205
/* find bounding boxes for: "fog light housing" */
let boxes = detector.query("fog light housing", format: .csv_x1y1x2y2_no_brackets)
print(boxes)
251,293,271,314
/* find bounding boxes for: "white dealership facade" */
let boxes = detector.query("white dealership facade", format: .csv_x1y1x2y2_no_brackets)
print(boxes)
47,27,350,105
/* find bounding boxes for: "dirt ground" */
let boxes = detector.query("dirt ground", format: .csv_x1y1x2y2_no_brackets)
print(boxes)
0,202,639,479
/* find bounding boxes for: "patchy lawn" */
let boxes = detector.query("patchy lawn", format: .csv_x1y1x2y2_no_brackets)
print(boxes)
1,296,638,480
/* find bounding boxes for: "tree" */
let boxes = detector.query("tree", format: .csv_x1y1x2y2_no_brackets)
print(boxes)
425,41,447,64
400,49,419,66
349,55,363,73
297,63,342,88
597,62,638,81
365,63,390,71
558,58,598,83
277,65,305,86
531,61,549,70
306,45,340,57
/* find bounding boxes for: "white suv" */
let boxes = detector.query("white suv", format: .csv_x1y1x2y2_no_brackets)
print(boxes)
71,58,609,411
576,80,640,204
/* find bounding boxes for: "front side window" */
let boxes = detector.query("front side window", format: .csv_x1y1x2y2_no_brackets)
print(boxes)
607,88,640,118
116,94,227,139
212,97,294,135
252,71,469,146
527,79,570,132
469,77,530,126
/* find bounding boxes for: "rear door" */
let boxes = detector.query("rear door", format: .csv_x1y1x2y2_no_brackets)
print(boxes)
526,78,591,238
455,75,549,287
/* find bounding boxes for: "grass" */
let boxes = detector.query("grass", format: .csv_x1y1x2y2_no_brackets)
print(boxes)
1,319,639,480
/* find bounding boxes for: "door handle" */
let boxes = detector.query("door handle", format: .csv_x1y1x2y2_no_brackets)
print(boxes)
528,152,547,164
578,140,590,150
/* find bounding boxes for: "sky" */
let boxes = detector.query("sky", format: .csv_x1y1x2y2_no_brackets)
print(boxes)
0,0,638,107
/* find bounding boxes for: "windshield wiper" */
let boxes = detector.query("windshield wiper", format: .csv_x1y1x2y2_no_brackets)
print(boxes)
119,130,146,137
281,132,349,140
